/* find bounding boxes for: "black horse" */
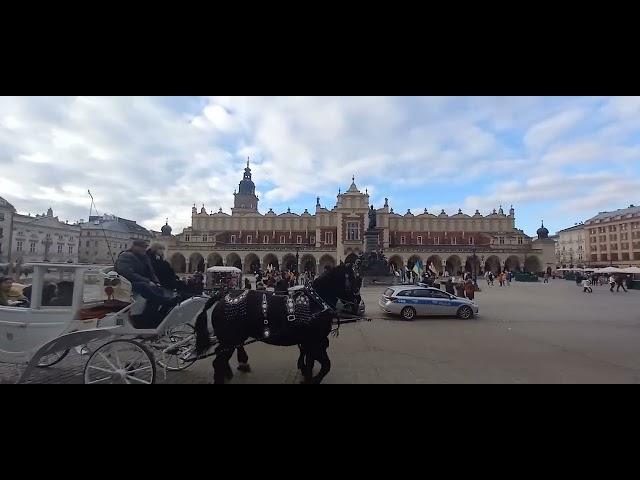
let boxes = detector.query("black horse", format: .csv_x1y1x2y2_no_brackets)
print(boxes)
194,263,362,384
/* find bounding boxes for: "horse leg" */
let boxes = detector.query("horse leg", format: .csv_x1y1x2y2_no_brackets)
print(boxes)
312,339,331,384
236,345,251,373
297,344,306,372
301,344,315,384
212,347,234,384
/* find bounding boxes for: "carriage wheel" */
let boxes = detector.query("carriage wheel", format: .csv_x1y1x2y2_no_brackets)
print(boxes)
37,349,70,368
84,340,156,384
155,324,197,372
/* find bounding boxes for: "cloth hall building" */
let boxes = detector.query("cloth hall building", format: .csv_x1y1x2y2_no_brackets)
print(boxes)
159,161,555,276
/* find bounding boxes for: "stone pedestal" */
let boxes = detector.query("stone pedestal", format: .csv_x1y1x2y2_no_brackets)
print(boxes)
360,230,396,286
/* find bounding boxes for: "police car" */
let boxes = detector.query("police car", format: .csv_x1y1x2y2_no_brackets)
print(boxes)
378,285,478,320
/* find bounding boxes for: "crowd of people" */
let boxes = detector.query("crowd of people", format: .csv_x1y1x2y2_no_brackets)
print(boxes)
252,267,321,293
573,272,633,294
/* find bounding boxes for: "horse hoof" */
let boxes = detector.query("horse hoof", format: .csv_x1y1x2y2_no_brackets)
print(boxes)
237,363,252,373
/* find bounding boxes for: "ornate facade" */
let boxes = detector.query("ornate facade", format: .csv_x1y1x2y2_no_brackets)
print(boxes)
11,208,80,264
584,204,640,267
160,161,554,276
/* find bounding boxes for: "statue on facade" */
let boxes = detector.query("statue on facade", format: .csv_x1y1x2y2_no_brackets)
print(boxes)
368,205,377,230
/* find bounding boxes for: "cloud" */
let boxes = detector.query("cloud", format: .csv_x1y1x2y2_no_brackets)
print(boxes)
524,108,585,150
1,96,639,237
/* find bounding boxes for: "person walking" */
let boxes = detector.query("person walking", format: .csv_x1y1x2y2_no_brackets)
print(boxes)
582,278,593,293
543,272,550,284
616,275,628,293
609,275,616,292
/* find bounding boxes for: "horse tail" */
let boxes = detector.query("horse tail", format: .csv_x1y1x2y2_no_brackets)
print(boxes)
195,293,222,355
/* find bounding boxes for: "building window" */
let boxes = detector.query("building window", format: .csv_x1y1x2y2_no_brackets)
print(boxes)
57,245,63,254
518,237,523,244
310,236,315,244
417,236,423,245
347,222,360,241
87,232,91,237
95,241,99,247
325,232,333,245
452,237,457,245
297,236,302,244
58,235,64,242
124,244,127,249
263,236,269,244
231,235,236,244
30,241,37,253
85,241,90,247
69,246,73,254
470,237,475,245
435,237,440,245
185,235,190,242
246,235,252,244
499,237,505,245
278,235,285,244
17,241,23,252
0,213,3,221
400,236,406,245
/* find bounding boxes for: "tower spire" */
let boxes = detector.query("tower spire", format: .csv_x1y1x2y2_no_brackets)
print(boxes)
247,156,250,168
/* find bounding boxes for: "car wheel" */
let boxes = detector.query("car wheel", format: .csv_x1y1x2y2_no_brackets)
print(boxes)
401,307,416,321
457,306,474,319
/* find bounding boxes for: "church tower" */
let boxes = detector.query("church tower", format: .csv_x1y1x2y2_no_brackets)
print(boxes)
231,158,259,215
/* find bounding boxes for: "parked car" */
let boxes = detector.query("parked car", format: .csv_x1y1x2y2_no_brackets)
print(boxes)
378,285,478,320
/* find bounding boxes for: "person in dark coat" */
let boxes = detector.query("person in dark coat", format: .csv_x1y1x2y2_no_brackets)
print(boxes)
147,243,182,291
445,279,455,295
116,240,172,305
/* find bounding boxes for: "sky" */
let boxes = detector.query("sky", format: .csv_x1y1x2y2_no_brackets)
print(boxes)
1,96,639,237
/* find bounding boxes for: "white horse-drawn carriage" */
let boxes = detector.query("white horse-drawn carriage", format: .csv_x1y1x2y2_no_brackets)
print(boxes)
0,263,207,384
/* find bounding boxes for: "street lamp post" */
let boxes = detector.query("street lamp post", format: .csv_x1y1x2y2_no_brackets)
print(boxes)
295,246,300,274
471,247,479,288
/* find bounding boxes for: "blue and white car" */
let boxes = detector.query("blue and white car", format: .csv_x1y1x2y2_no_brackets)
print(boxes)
378,285,478,320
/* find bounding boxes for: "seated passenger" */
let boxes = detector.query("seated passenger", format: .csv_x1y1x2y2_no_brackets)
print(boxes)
49,281,74,306
0,276,28,307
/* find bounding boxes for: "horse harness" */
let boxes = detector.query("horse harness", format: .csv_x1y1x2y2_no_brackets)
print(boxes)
220,284,337,340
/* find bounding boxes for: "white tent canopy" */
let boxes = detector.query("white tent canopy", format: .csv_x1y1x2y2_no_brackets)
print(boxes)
596,266,626,274
622,267,640,274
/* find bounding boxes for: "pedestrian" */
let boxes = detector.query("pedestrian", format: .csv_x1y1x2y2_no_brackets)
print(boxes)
543,272,549,284
609,275,616,292
464,279,475,300
581,278,593,293
616,275,628,293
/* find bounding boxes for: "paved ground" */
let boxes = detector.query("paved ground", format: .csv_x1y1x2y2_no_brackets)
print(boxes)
2,279,639,384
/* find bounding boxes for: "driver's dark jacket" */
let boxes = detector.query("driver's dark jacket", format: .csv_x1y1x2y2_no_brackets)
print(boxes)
115,250,159,286
146,250,181,290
